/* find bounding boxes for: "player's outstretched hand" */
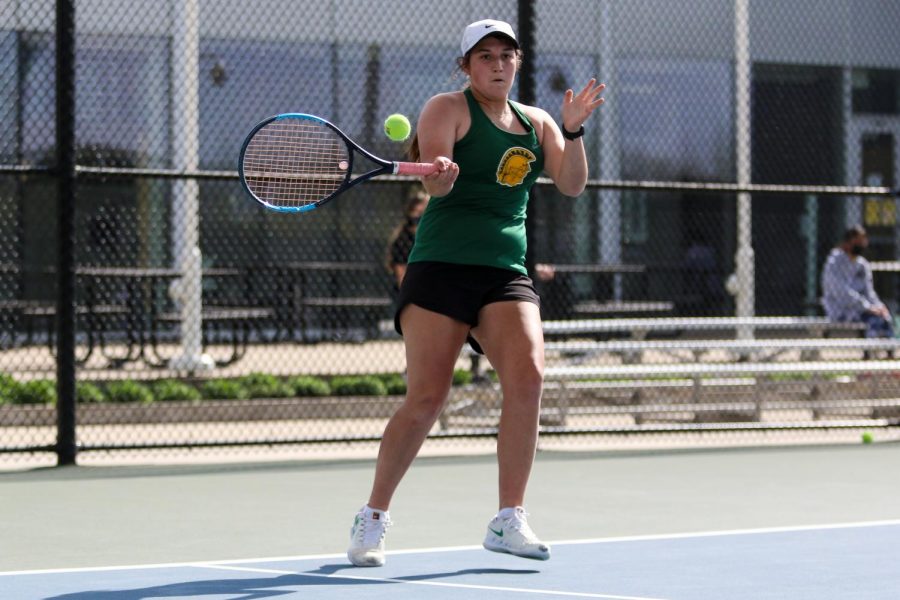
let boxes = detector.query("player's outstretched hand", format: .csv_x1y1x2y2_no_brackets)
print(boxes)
561,79,605,133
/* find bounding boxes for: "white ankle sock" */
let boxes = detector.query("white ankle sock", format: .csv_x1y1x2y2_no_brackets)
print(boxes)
497,506,520,519
363,504,389,519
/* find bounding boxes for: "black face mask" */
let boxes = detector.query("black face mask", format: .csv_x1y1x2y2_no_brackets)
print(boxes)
850,244,865,256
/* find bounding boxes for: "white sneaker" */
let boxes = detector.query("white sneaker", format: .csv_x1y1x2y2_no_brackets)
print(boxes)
347,506,392,567
483,507,550,560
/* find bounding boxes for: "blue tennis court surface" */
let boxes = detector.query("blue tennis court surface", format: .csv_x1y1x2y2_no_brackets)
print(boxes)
4,520,898,599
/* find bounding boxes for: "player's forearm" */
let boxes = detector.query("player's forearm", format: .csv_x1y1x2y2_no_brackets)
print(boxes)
554,140,588,197
423,179,454,198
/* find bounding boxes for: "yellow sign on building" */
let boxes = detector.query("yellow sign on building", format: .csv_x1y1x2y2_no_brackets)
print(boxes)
864,198,896,227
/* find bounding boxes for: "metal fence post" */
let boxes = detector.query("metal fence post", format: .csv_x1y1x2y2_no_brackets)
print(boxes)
55,0,77,466
734,0,756,339
519,0,537,275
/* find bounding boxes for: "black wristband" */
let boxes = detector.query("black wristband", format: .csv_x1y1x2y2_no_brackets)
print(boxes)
562,124,585,140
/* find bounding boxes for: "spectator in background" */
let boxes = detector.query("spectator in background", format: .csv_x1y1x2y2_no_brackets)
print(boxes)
384,187,429,289
821,225,894,339
681,234,724,316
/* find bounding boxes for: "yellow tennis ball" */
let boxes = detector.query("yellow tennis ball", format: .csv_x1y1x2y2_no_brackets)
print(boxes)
384,113,411,142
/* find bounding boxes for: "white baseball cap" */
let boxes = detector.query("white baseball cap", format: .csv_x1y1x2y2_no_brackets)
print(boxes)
460,19,519,56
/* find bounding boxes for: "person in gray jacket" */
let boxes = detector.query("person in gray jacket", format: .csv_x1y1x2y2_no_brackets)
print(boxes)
821,225,893,339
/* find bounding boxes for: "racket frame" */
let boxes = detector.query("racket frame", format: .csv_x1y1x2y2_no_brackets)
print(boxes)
238,113,421,213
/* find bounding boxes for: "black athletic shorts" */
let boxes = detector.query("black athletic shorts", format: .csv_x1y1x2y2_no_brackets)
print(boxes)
394,261,541,354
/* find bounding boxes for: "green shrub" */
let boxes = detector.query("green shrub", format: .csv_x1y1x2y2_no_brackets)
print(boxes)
240,372,293,399
151,379,201,402
105,380,154,404
381,374,407,396
200,379,247,400
11,379,56,405
330,375,387,396
0,373,19,405
288,375,331,397
452,369,473,386
76,382,105,404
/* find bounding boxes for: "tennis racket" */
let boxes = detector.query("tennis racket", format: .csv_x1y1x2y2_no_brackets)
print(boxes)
238,113,436,212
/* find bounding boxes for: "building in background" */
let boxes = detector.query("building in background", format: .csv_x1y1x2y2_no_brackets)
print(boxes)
1,0,898,317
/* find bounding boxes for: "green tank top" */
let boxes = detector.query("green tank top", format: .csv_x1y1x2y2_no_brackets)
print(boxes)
408,88,544,274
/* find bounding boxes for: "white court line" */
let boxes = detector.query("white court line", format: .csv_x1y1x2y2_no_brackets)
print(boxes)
3,518,899,578
545,518,900,547
201,563,668,600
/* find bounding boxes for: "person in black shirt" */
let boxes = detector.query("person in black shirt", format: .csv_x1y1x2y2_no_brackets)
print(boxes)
385,187,429,288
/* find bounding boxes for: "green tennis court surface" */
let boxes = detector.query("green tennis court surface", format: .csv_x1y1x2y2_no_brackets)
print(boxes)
2,444,899,598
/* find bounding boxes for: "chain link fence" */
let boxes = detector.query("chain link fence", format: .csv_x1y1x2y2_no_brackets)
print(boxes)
2,0,900,467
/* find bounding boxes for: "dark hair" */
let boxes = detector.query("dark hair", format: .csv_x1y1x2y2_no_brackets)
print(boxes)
842,224,866,242
401,187,429,218
407,133,421,162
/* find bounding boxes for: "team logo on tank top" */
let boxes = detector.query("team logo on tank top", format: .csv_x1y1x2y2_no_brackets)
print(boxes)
496,147,537,187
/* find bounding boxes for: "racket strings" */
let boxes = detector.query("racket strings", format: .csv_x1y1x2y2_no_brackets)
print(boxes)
243,119,349,208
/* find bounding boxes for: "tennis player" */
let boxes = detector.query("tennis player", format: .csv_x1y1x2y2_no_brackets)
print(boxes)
349,18,605,567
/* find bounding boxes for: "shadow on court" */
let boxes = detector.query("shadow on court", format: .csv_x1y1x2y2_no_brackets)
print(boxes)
42,565,541,600
44,574,317,600
308,562,539,578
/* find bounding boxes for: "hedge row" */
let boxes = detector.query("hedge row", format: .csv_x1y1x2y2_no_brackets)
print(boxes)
0,369,474,405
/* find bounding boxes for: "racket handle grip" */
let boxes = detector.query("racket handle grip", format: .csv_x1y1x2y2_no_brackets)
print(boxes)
395,162,438,176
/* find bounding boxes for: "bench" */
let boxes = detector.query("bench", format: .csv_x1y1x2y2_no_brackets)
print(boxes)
542,316,865,340
464,319,869,380
441,357,900,430
0,300,51,347
542,337,900,364
446,394,900,428
15,302,129,363
299,297,392,308
571,300,675,317
157,307,274,366
297,296,392,342
544,397,900,426
541,360,900,425
260,261,392,343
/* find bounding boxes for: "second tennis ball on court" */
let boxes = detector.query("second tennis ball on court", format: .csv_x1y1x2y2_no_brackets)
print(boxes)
384,113,411,142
